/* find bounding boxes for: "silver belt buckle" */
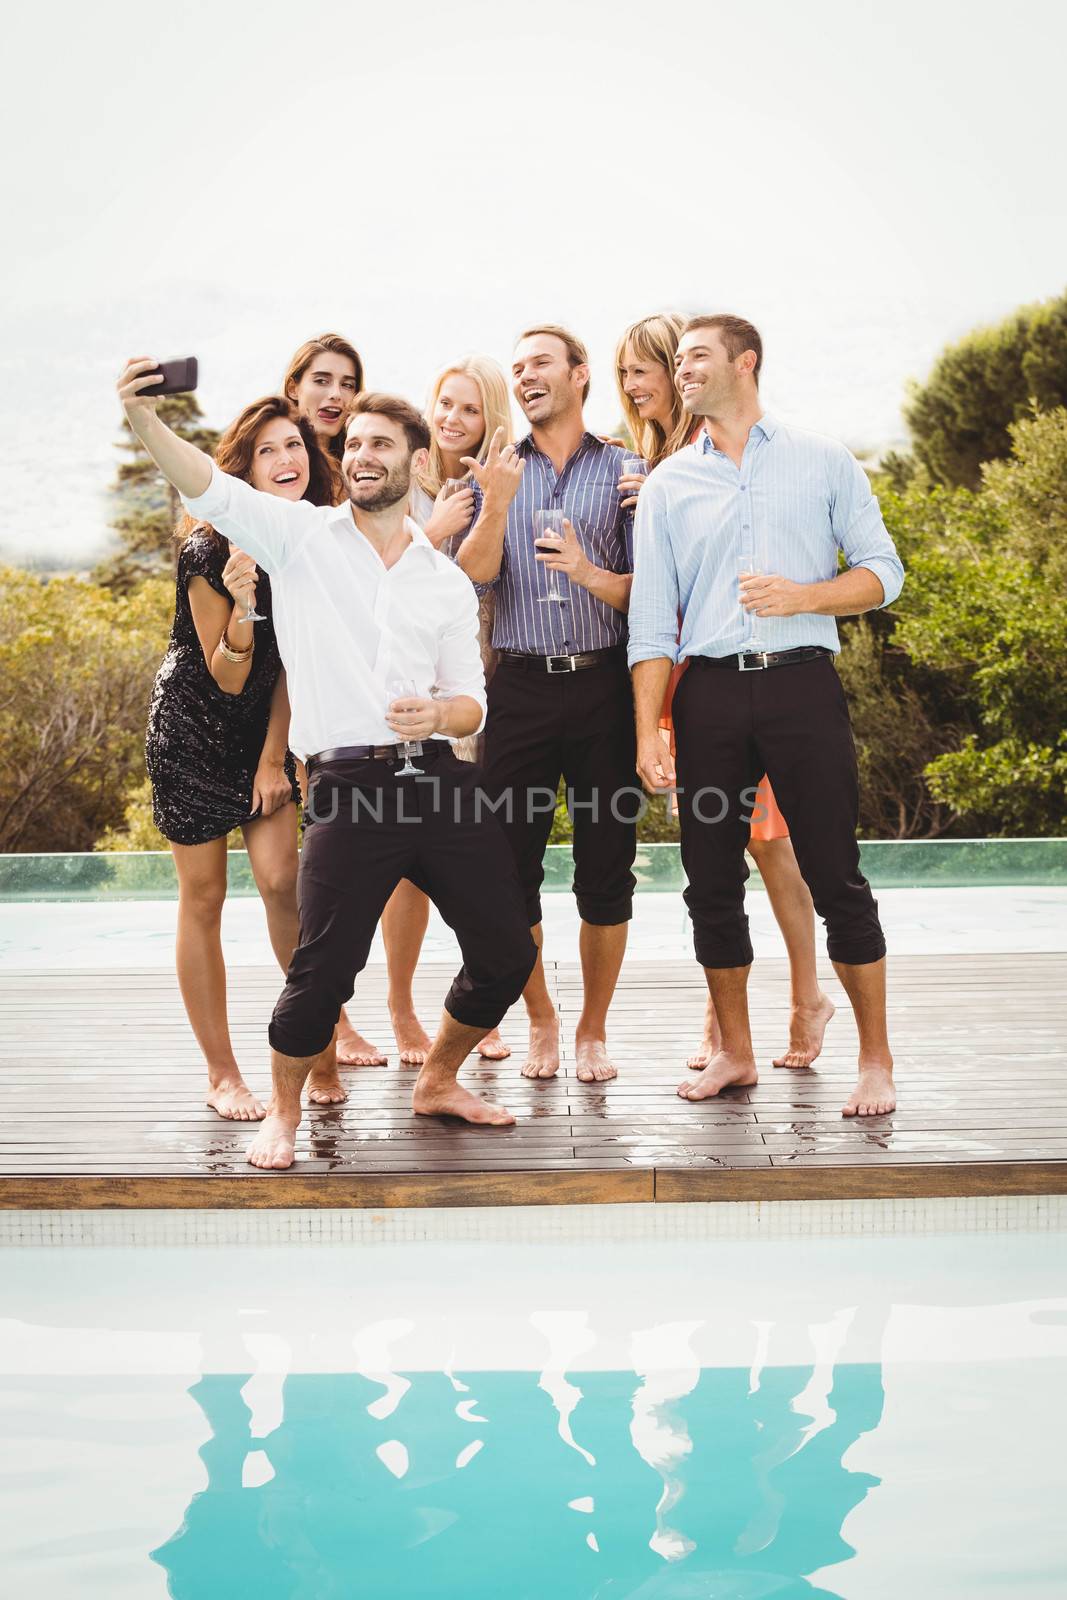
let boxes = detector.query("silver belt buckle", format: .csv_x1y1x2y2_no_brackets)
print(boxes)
738,651,770,672
547,653,577,673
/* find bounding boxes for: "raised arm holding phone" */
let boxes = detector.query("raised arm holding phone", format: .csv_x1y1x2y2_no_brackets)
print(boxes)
121,361,537,1170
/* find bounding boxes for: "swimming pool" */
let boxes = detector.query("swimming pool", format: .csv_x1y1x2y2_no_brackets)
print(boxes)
2,1198,1065,1598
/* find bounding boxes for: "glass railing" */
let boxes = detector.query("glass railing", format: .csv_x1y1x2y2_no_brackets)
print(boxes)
1,839,1064,901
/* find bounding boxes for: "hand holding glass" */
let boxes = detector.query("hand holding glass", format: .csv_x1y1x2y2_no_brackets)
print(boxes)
620,454,649,508
386,677,423,776
227,541,266,623
533,510,568,604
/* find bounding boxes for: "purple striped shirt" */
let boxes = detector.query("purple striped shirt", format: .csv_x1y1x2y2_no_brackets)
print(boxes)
472,432,634,654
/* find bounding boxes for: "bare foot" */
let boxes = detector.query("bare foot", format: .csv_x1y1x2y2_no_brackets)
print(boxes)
677,1051,758,1101
841,1061,896,1117
773,994,836,1069
575,1037,618,1083
392,1011,434,1066
306,1062,348,1105
521,1018,561,1080
206,1078,266,1122
336,1018,387,1067
247,1112,300,1169
476,1028,511,1061
412,1074,515,1126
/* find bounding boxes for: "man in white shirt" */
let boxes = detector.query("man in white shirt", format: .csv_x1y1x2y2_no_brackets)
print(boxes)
119,363,537,1168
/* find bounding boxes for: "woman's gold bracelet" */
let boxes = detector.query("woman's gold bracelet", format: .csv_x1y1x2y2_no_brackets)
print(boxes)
218,630,254,664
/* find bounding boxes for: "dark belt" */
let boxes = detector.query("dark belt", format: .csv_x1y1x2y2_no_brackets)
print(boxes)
499,645,624,674
306,741,449,774
692,646,833,673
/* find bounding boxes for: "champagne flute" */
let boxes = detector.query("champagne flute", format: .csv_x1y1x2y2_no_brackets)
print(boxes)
441,477,467,499
737,558,767,652
533,509,568,605
386,677,423,776
227,541,266,623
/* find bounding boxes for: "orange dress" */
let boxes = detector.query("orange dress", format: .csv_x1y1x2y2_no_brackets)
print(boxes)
658,661,790,842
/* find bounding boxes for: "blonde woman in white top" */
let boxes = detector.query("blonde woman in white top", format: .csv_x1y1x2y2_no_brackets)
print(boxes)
383,356,516,1064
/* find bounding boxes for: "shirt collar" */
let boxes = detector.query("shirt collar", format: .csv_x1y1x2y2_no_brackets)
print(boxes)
329,504,436,558
516,429,606,457
697,413,777,452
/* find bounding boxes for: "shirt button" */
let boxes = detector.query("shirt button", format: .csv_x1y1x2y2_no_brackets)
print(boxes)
739,485,747,492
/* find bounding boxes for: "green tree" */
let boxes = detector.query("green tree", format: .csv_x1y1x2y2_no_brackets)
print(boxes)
0,568,171,851
903,288,1067,489
887,408,1067,834
95,393,219,592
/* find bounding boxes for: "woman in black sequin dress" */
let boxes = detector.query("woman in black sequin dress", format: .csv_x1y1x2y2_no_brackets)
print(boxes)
146,395,337,1121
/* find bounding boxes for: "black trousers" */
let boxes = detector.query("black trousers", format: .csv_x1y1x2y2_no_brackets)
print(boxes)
673,654,886,969
268,746,537,1058
482,653,639,927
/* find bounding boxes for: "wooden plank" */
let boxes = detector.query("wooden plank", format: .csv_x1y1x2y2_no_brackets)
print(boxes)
2,951,1065,1207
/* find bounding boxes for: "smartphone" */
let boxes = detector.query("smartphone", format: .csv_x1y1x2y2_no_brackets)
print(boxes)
144,357,198,395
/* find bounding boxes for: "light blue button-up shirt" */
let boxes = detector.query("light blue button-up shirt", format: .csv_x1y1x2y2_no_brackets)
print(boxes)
627,415,904,666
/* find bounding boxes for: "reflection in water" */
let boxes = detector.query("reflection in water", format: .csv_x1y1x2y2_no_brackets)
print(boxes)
153,1343,883,1598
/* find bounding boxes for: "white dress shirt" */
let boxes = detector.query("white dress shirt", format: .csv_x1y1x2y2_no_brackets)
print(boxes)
182,465,486,761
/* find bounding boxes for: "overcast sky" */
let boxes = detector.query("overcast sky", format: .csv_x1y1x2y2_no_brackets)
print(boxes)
2,0,1064,565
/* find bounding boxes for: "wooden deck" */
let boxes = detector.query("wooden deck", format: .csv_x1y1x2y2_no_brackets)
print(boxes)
2,953,1065,1207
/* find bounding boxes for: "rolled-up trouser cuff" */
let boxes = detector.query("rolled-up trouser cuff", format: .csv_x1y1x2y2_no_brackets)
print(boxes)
693,935,756,969
268,1013,337,1061
826,932,887,966
444,945,538,1034
576,894,634,926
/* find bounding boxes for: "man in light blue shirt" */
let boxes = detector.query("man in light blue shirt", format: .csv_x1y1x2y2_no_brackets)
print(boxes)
629,313,903,1119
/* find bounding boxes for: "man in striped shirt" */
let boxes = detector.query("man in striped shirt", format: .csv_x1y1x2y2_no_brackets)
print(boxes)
629,313,903,1119
458,326,637,1084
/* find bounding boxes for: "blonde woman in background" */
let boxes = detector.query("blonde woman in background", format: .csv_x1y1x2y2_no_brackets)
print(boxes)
616,314,835,1070
379,355,517,1065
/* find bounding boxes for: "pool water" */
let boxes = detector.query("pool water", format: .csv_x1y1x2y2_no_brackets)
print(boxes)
2,1202,1065,1598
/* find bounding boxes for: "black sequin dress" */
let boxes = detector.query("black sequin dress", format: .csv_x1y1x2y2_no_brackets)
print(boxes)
145,528,299,845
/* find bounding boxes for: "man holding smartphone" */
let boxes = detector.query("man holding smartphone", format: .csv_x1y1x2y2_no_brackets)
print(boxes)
456,325,637,1085
118,359,537,1169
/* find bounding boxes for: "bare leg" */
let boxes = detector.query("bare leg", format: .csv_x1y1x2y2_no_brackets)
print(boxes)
519,924,561,1079
574,920,627,1083
835,957,896,1116
247,1043,330,1169
687,995,722,1068
749,835,835,1068
412,1012,515,1125
382,878,434,1063
677,966,758,1100
243,809,346,1105
172,839,265,1122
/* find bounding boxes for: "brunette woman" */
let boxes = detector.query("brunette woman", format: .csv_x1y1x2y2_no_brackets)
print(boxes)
282,332,363,471
616,316,835,1069
145,395,345,1118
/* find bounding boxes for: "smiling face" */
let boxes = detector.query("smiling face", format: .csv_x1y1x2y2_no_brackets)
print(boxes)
432,371,486,460
618,342,676,430
247,416,310,499
289,351,360,440
342,413,425,512
512,334,586,428
675,327,751,418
